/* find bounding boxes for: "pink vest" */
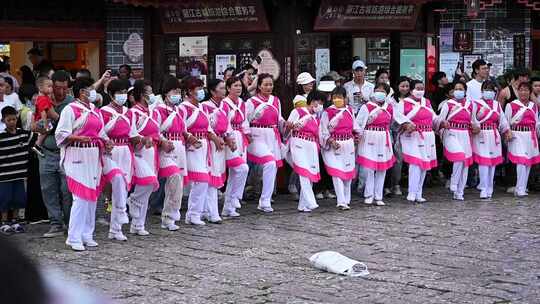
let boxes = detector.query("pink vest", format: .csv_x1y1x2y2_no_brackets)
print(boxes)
70,103,102,139
226,97,246,126
474,99,500,125
127,104,160,139
203,99,229,135
102,105,131,139
249,95,280,126
510,102,537,127
404,97,433,126
180,102,210,134
446,99,472,124
325,105,354,135
155,103,186,134
295,108,319,137
366,103,392,128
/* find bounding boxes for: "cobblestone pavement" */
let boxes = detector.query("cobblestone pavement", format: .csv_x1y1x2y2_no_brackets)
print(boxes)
16,188,540,304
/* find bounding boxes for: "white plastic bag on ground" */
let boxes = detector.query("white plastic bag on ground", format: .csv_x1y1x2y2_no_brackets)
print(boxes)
309,251,369,277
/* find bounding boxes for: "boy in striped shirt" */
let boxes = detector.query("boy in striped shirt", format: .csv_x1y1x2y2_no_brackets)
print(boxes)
0,106,36,234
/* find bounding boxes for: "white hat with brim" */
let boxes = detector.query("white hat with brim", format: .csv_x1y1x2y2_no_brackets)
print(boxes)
296,72,316,85
292,94,308,105
318,80,336,92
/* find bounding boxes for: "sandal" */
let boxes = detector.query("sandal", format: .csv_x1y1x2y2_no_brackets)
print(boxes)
0,224,14,235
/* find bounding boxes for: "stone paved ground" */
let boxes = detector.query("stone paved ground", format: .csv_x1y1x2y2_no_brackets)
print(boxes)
15,188,540,304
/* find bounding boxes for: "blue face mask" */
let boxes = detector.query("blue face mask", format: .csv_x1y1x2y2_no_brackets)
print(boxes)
482,91,496,100
453,90,465,100
372,91,387,103
196,89,206,102
169,94,182,105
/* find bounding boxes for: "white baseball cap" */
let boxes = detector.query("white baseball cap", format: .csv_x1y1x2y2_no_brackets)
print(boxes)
296,72,316,85
318,80,336,92
352,60,367,70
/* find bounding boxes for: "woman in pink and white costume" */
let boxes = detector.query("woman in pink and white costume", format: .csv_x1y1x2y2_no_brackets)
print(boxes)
284,94,321,212
319,87,360,210
435,81,477,201
245,73,285,213
471,81,511,199
100,80,137,241
125,81,164,236
504,82,540,197
356,83,410,206
202,79,237,223
180,77,224,225
55,79,113,251
222,76,250,217
398,80,438,203
155,77,195,230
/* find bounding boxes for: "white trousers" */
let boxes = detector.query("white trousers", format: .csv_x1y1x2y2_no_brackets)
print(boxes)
109,175,129,235
186,181,208,221
162,174,183,225
516,164,531,195
128,184,153,231
204,186,222,221
364,168,386,201
408,165,427,199
450,162,469,196
478,165,496,198
67,196,97,245
259,161,277,208
298,176,318,211
332,177,352,206
224,164,249,214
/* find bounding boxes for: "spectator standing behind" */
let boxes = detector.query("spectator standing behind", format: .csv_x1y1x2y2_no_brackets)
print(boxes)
37,70,73,238
498,68,530,107
18,65,36,86
0,106,36,234
0,78,22,131
33,77,59,154
343,60,374,115
27,48,53,78
118,64,135,86
430,71,449,111
466,59,491,101
0,62,19,92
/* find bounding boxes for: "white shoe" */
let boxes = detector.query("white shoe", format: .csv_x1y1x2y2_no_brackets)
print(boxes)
406,194,416,202
514,191,528,197
83,239,99,247
233,200,242,208
315,193,324,199
452,193,464,201
222,210,241,218
185,217,206,226
392,186,402,196
364,197,374,205
375,200,385,206
506,186,515,194
298,207,312,212
337,204,350,210
66,242,85,252
129,227,150,236
449,185,457,192
324,190,337,199
161,222,180,231
257,206,274,213
416,197,427,203
108,232,128,241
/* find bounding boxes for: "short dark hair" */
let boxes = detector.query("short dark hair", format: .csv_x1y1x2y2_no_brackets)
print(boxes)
306,90,327,105
481,80,497,92
393,76,411,100
119,64,132,73
518,81,532,91
530,77,540,84
162,77,181,95
256,73,273,92
375,68,389,82
72,78,93,99
107,79,129,96
225,76,242,89
207,79,224,97
330,86,347,98
182,76,204,95
129,79,145,102
3,77,13,89
1,106,17,117
453,80,468,91
514,68,530,80
51,70,70,83
27,47,43,56
409,79,423,89
431,71,446,86
374,82,390,94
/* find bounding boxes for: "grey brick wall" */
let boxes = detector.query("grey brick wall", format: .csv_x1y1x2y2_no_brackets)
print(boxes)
439,0,531,70
105,4,145,70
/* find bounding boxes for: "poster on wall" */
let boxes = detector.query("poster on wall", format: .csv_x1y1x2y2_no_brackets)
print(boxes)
439,52,460,82
513,34,526,68
178,36,208,78
215,54,236,79
400,49,425,81
453,30,473,52
315,48,330,81
256,49,280,80
439,27,453,53
463,54,483,77
486,53,504,77
123,33,144,64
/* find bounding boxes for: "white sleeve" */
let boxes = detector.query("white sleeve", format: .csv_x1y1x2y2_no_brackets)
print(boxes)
434,101,449,131
319,111,331,149
54,106,75,147
471,102,480,128
392,103,410,125
287,108,300,123
245,99,254,122
355,105,369,133
504,103,513,126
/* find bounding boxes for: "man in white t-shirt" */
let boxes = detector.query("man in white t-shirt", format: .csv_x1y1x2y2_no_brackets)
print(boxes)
343,60,374,114
0,78,22,131
466,59,490,101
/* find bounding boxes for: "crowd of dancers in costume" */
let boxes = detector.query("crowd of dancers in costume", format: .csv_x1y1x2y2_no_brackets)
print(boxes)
54,66,540,251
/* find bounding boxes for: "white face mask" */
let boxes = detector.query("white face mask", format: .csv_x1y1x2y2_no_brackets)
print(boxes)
313,103,323,113
169,94,182,105
453,90,465,100
114,93,128,106
147,93,157,105
372,91,387,103
412,89,424,99
88,89,97,103
482,91,496,100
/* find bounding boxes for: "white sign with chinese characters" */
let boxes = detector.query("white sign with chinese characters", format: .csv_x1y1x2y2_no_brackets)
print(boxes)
439,52,460,82
215,54,236,79
315,48,330,81
179,36,208,57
